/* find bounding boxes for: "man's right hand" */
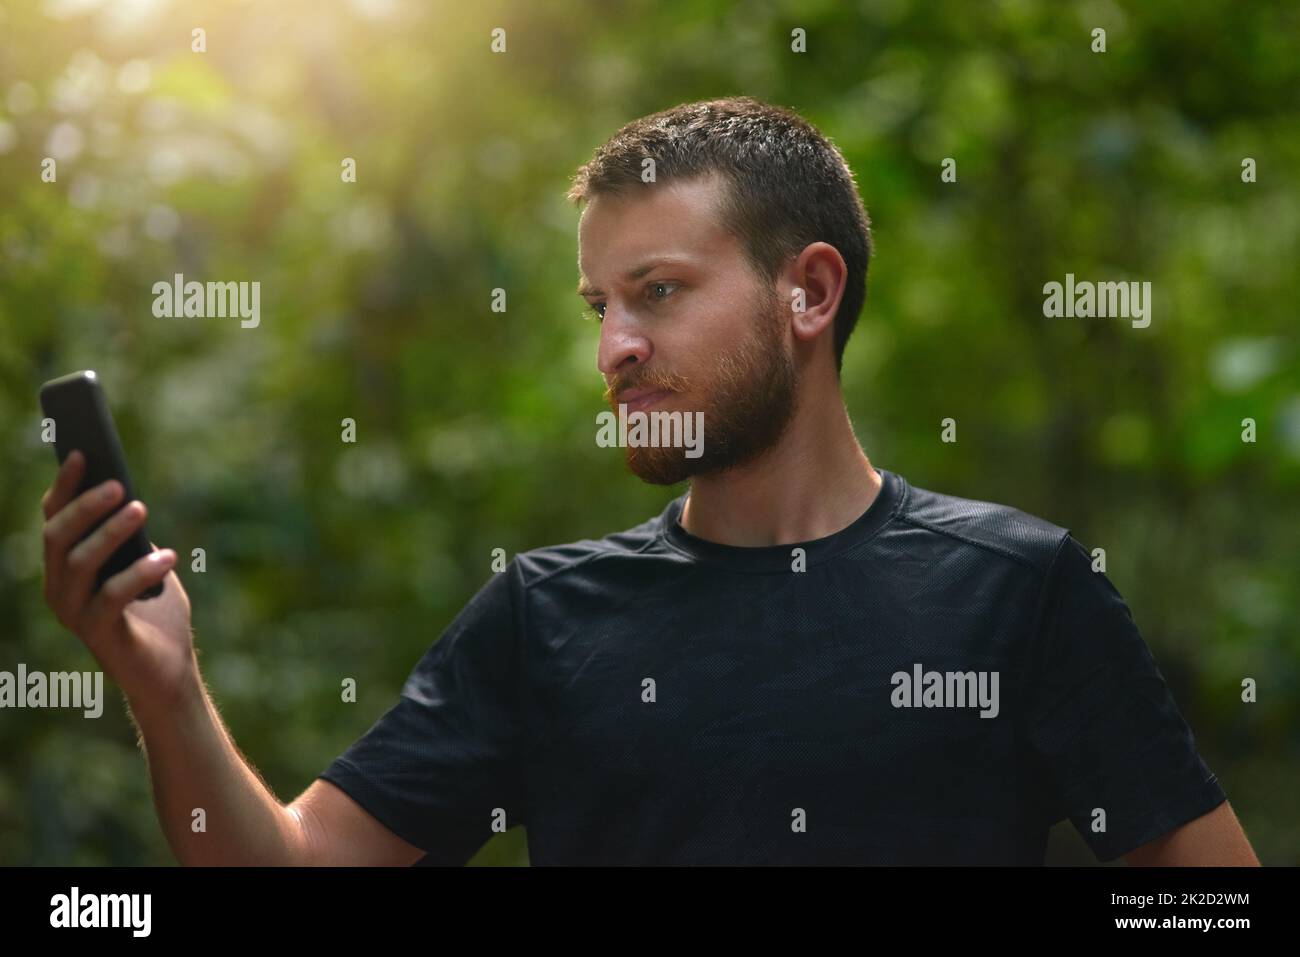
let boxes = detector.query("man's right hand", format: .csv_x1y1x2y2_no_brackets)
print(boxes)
41,449,195,714
39,450,424,866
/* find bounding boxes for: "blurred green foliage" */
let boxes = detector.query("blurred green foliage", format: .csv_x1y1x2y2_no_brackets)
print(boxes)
1,0,1297,866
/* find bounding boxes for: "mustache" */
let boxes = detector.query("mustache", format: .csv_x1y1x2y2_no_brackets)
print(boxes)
603,369,691,405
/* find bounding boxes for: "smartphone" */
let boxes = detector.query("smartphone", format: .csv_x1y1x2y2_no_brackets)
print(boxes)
38,370,164,601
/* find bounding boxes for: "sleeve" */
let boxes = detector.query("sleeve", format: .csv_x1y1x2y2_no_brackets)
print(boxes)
1022,534,1228,862
317,561,527,866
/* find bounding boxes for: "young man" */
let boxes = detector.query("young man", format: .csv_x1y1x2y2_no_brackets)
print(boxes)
41,97,1257,865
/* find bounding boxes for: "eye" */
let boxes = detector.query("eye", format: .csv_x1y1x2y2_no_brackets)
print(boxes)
588,301,606,322
648,281,679,303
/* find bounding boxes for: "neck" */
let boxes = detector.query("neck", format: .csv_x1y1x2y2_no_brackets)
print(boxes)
679,388,881,547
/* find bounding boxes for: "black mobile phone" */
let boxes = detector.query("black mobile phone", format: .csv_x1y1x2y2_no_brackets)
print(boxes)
38,370,164,601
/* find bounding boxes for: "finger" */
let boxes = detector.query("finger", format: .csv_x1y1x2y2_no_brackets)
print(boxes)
43,478,124,559
42,450,86,520
92,549,176,621
64,500,148,609
43,468,117,609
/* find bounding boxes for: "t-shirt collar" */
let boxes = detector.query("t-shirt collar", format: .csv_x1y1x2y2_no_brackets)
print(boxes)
657,468,905,573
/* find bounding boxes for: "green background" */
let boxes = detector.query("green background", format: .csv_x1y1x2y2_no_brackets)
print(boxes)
1,0,1297,865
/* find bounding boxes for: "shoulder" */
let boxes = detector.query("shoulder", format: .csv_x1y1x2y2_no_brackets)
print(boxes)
894,474,1071,575
511,501,676,590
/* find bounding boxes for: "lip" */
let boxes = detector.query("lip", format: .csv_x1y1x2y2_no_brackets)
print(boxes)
617,389,673,414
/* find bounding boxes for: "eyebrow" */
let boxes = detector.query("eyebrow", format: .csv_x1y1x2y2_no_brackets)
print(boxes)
576,257,695,298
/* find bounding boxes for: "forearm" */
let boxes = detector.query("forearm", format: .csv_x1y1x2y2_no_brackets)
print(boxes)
129,675,310,866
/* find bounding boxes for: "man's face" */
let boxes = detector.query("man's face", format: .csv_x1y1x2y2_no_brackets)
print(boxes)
577,174,798,485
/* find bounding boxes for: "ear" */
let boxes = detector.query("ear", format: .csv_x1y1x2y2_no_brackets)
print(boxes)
786,242,847,345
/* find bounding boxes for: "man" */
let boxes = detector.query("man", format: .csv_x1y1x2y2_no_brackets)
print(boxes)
41,96,1257,865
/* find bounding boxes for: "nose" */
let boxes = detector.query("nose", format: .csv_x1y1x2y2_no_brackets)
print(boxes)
596,304,653,378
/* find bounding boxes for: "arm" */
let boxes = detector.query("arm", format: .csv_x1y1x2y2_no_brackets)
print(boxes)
42,450,423,867
130,678,424,867
1023,536,1253,865
1123,800,1260,866
291,779,426,867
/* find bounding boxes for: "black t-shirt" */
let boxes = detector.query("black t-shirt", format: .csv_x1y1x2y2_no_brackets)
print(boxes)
318,468,1227,865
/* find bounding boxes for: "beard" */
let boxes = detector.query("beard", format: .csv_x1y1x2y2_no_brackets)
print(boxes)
603,283,799,486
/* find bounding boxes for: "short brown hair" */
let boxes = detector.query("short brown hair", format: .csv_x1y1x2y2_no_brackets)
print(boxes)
567,96,872,375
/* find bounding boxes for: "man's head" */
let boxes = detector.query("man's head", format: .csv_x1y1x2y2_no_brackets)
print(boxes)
569,96,871,485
